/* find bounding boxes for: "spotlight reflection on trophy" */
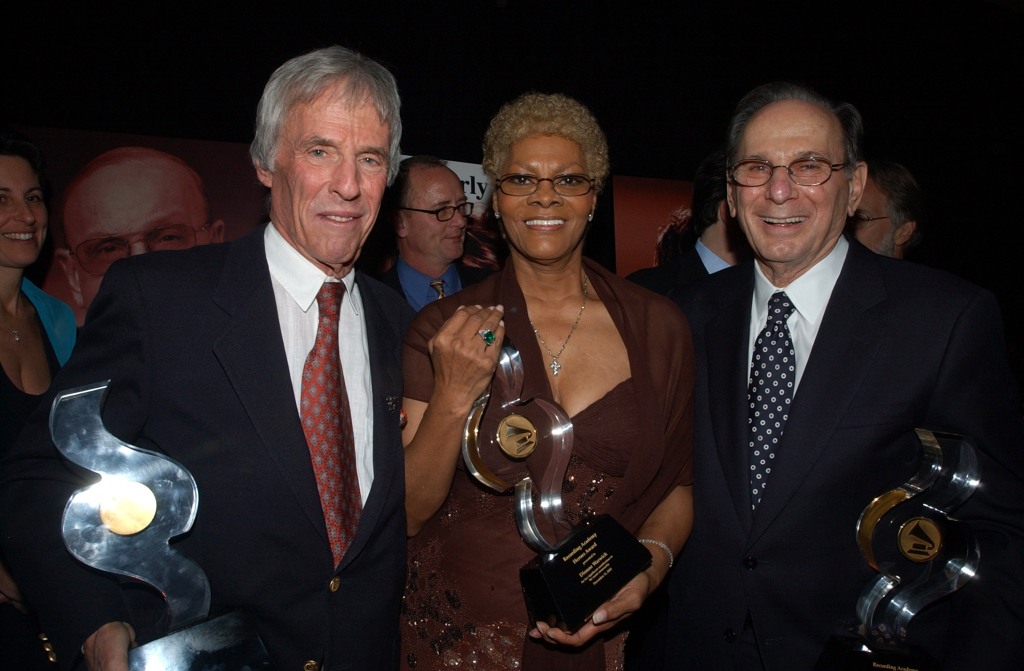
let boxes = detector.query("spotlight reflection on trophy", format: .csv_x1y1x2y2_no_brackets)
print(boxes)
815,428,980,671
462,340,652,633
51,381,273,670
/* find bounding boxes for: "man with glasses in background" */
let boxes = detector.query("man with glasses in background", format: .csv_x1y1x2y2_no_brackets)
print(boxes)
56,146,225,324
663,81,1024,671
846,159,924,259
375,155,490,309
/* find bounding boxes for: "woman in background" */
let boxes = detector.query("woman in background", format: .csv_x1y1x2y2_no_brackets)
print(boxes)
0,130,76,668
399,93,694,670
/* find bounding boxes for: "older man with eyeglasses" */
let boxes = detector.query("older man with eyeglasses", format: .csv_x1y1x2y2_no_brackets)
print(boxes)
374,155,491,310
660,81,1024,671
56,146,225,324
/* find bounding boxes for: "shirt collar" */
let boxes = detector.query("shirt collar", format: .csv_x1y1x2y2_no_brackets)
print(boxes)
264,223,356,311
753,235,848,326
695,237,731,274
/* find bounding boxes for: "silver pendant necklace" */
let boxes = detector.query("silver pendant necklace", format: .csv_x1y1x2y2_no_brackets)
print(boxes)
530,274,588,376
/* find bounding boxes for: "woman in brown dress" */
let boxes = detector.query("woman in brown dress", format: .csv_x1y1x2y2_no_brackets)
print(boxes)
400,93,694,670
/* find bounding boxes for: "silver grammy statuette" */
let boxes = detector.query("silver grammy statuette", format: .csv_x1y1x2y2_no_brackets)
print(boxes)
462,340,651,632
815,428,980,671
52,380,273,670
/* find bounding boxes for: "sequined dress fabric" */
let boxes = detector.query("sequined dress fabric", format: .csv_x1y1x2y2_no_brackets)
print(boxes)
402,379,638,670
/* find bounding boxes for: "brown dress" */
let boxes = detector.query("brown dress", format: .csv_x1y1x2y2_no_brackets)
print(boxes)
401,259,694,671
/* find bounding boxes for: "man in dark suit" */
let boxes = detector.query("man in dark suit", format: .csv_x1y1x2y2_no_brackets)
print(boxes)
665,82,1024,670
373,155,490,309
0,45,414,671
627,146,749,296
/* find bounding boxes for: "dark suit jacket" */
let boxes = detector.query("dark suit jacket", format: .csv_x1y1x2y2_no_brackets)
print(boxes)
376,259,492,305
0,228,414,671
626,245,710,297
665,241,1024,671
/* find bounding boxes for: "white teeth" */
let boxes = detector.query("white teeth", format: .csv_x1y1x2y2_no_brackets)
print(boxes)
524,219,566,227
763,217,804,224
326,215,355,223
3,232,34,240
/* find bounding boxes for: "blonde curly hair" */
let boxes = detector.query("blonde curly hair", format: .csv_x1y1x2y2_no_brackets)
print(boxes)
481,92,610,193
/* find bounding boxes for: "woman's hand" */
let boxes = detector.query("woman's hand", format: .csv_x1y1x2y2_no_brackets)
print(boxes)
426,304,505,409
528,569,654,647
403,304,505,536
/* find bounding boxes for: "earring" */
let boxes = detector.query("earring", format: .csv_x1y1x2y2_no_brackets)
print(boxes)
494,211,501,220
587,213,594,222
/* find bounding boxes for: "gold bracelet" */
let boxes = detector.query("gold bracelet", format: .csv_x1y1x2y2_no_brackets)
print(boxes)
638,538,673,569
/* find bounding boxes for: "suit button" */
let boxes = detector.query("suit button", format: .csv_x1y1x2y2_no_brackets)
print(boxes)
329,576,341,592
743,556,758,569
303,661,320,671
724,628,737,642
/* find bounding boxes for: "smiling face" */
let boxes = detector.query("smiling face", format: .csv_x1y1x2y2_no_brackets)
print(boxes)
727,99,866,286
0,155,47,273
396,164,468,276
257,84,390,278
492,135,596,269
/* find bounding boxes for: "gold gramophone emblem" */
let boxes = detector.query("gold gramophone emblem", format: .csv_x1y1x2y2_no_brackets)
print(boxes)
897,517,943,562
497,414,537,458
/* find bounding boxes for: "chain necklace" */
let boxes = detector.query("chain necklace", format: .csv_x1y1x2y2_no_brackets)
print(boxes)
530,274,589,376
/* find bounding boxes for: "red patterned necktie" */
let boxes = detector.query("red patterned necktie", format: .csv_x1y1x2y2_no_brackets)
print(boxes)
301,281,362,565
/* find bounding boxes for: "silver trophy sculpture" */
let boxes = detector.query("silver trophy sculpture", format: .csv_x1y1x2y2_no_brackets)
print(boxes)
51,380,273,670
816,428,980,670
462,341,651,632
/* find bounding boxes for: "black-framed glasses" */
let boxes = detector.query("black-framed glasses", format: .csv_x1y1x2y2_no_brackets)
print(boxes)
729,158,848,187
496,173,594,197
397,201,474,222
71,222,211,275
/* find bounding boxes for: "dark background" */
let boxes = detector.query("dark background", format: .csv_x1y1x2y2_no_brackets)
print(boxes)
5,0,1023,394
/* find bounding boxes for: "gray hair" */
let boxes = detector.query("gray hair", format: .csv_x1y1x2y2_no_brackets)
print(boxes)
250,45,403,184
725,82,864,178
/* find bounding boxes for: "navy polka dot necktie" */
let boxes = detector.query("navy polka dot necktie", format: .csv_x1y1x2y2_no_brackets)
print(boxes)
748,291,796,510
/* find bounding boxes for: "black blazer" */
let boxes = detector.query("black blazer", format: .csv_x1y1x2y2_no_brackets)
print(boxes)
666,241,1024,671
626,244,710,297
0,228,414,671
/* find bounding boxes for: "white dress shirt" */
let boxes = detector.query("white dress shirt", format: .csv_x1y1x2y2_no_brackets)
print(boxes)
264,224,374,503
748,236,849,392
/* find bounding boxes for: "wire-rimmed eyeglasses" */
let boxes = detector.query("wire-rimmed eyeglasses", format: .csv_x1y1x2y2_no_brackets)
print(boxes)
70,222,212,275
729,158,848,187
397,201,474,222
849,212,891,225
496,173,595,197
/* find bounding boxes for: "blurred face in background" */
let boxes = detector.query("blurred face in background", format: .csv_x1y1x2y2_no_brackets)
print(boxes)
59,149,224,322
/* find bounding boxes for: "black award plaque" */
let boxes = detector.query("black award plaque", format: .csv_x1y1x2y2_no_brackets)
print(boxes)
815,428,980,671
51,381,274,670
462,341,651,633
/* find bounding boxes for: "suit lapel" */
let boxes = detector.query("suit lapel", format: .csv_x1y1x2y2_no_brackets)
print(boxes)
211,232,329,547
339,274,405,568
749,245,889,540
704,267,760,532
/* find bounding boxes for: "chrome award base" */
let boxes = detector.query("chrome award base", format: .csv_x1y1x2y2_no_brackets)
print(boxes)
129,611,273,671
